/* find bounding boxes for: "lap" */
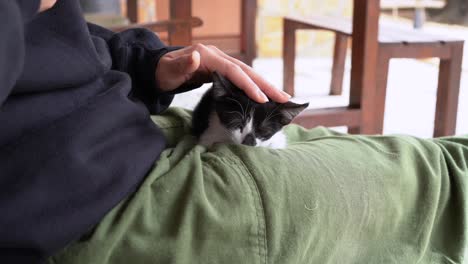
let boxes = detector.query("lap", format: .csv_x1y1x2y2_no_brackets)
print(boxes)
49,108,467,264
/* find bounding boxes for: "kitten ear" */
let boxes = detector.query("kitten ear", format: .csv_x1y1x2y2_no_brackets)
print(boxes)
278,102,309,125
211,71,231,98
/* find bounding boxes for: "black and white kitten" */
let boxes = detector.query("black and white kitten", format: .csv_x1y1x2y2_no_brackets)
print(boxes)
192,72,309,149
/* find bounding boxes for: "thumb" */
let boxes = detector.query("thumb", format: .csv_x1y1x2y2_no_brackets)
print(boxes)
174,50,201,76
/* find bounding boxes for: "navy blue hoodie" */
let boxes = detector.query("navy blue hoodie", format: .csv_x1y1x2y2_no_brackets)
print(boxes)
0,1,193,263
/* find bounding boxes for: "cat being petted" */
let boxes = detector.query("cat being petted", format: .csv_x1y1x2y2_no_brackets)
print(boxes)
192,72,309,148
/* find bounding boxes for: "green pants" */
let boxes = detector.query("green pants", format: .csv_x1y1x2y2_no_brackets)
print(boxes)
50,108,467,264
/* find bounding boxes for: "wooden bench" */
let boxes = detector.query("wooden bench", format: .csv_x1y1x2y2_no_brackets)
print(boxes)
283,15,464,137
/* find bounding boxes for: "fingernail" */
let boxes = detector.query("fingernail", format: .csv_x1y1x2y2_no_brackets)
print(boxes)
281,90,291,99
258,90,269,102
191,50,200,62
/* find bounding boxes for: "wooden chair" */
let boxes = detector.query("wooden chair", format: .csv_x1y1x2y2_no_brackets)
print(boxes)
118,0,256,64
85,0,203,46
283,15,464,137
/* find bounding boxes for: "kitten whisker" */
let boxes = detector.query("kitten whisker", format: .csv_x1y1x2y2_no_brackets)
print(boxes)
226,119,241,125
263,112,283,124
226,111,244,119
226,119,242,128
262,104,281,125
250,107,255,119
226,97,246,120
245,99,250,120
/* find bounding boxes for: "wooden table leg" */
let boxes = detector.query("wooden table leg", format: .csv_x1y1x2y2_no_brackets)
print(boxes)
349,0,380,134
127,0,138,23
169,0,193,46
241,0,257,66
434,42,464,137
283,18,297,96
330,34,349,95
374,52,390,134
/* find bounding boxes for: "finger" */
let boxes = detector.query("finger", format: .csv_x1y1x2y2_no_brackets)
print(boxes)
208,46,291,103
194,46,267,103
165,44,208,58
217,61,268,103
175,50,200,76
173,44,268,103
163,46,194,58
160,50,201,90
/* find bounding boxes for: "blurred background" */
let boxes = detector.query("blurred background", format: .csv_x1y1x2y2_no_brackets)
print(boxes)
80,0,467,137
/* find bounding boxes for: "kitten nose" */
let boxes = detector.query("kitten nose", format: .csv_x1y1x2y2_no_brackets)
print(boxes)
242,134,256,146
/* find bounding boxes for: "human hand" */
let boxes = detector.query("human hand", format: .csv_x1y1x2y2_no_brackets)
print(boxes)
39,0,57,12
155,44,290,103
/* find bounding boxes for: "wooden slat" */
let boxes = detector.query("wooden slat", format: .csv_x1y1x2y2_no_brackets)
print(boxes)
169,0,192,46
284,15,462,44
284,15,352,36
379,42,455,58
283,18,298,96
434,42,464,137
110,17,203,33
373,53,391,133
241,0,257,66
330,34,349,95
292,107,361,128
349,0,380,134
378,24,462,43
127,0,138,23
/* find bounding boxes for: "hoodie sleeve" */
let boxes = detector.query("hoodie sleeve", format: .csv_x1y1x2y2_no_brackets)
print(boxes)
0,0,40,107
87,23,202,114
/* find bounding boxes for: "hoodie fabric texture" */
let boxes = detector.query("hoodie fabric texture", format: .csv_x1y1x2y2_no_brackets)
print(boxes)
0,1,194,263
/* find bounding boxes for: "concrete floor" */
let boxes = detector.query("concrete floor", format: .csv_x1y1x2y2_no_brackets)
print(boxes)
172,18,468,138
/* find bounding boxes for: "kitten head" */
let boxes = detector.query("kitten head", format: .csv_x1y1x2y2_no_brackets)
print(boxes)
210,71,308,147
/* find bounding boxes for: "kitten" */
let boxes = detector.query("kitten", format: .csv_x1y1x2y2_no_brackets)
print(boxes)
191,72,309,149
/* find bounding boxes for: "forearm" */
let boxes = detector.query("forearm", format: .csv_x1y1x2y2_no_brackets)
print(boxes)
88,23,182,113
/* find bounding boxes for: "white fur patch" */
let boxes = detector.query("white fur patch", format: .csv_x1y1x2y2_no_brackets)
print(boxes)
256,130,287,149
231,128,242,144
229,118,253,144
199,112,232,147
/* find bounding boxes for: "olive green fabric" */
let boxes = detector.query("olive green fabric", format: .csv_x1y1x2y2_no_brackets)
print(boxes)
49,108,467,264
